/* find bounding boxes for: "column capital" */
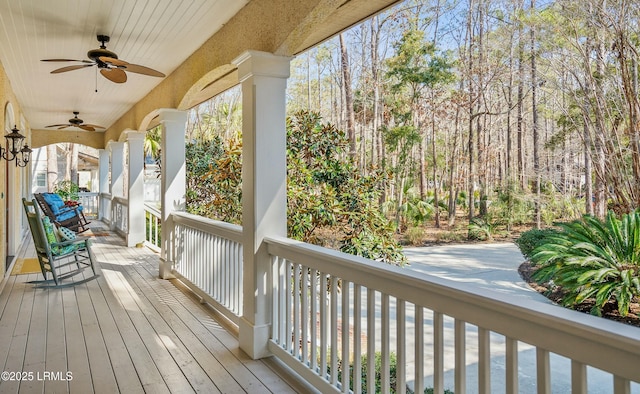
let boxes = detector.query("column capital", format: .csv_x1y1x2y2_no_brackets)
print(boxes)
233,50,291,82
107,140,125,153
125,130,146,142
157,108,187,124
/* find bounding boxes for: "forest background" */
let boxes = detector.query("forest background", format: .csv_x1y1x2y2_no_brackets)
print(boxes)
139,0,640,266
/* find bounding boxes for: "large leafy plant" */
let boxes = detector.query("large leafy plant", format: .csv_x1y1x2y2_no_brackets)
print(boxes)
54,180,79,201
287,110,405,266
530,211,640,316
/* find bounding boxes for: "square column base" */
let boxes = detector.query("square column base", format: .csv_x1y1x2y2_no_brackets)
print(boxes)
239,317,271,360
126,231,145,247
159,257,176,279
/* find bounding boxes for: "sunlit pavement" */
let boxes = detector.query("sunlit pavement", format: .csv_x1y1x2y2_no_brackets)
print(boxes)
401,243,637,394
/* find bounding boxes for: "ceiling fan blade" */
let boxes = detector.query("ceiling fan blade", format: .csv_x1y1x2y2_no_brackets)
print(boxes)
79,125,95,132
99,56,165,77
50,64,94,74
98,56,128,67
82,123,106,129
45,123,69,128
121,62,165,77
41,59,93,63
100,68,127,83
57,125,70,130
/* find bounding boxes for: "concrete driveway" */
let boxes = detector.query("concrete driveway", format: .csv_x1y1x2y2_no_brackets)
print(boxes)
403,242,550,303
401,242,638,394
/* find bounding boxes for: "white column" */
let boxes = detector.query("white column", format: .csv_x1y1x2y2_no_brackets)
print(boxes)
109,141,125,230
158,109,188,279
233,50,291,359
98,149,109,220
126,131,145,247
109,142,125,198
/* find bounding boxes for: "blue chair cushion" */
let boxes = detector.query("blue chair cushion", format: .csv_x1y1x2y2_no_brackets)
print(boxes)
55,209,78,222
42,193,83,217
42,193,65,214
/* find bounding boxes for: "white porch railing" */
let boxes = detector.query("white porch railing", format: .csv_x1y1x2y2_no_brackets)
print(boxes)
112,196,128,235
265,236,640,394
77,192,99,219
144,203,161,251
159,213,640,393
170,211,243,324
99,192,112,223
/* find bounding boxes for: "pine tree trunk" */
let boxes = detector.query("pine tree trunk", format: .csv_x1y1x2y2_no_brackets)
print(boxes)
70,143,79,186
339,33,357,161
517,1,526,191
46,145,58,192
531,0,541,229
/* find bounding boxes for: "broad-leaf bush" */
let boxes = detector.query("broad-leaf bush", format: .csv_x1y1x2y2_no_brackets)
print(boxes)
530,211,640,316
287,111,406,265
515,228,561,259
186,110,405,266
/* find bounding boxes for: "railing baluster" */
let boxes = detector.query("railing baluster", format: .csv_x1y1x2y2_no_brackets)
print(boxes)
454,319,466,394
478,327,490,394
536,347,550,394
506,337,518,393
396,299,406,394
271,256,280,345
353,284,362,394
414,306,424,394
293,264,301,359
613,376,631,394
310,268,318,373
320,273,328,380
301,266,309,363
367,289,376,394
382,293,390,394
341,280,350,393
285,260,293,352
571,360,587,394
433,311,444,394
279,257,286,346
319,272,329,379
330,276,338,385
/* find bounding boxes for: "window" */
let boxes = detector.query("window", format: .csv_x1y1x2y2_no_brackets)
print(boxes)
36,172,46,187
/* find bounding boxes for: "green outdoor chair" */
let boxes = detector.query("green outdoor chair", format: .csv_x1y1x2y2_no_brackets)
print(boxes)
22,198,99,287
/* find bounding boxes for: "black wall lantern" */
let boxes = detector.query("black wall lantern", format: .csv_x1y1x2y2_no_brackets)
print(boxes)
1,125,31,167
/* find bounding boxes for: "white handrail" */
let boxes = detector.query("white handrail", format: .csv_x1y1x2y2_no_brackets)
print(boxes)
265,235,640,393
163,212,639,393
169,211,243,323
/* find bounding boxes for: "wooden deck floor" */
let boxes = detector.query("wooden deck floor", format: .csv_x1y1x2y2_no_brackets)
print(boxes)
0,224,301,394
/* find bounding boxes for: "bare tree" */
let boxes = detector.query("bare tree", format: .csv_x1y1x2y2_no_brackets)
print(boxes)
46,145,57,192
340,33,357,160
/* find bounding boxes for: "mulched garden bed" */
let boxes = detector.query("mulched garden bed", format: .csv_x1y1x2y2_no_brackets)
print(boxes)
518,261,640,328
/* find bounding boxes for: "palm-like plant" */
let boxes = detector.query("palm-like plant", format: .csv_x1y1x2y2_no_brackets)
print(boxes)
531,211,640,316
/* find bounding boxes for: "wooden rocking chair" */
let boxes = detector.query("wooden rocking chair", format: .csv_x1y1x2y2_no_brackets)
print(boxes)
34,192,90,233
22,198,99,287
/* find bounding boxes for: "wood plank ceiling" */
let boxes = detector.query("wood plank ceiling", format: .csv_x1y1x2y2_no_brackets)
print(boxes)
0,0,248,132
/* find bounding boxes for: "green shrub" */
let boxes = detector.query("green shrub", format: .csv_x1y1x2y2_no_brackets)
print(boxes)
515,228,561,260
405,226,424,245
331,350,453,393
54,180,79,201
530,210,640,316
467,217,495,241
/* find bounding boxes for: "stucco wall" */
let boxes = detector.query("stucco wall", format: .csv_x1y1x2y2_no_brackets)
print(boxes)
0,59,29,278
